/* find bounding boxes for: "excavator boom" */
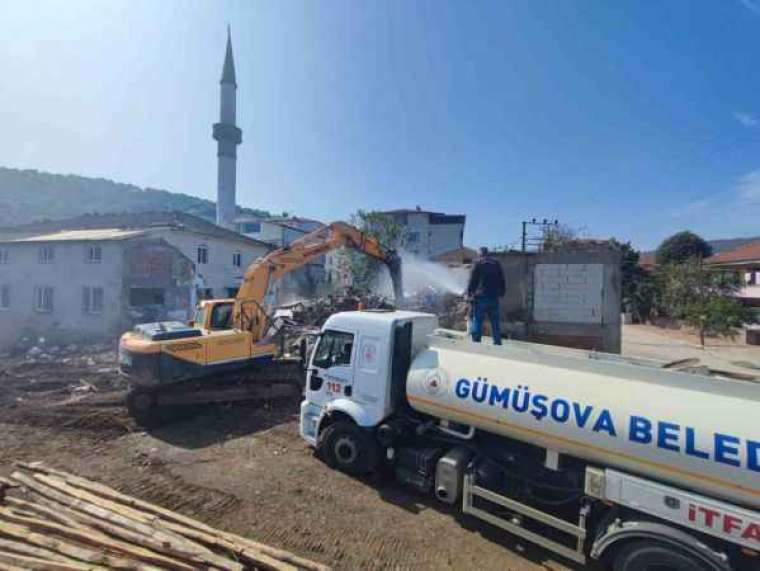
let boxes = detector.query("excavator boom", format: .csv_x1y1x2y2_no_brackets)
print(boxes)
234,221,402,340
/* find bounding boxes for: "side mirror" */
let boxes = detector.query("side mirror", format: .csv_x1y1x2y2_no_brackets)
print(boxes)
188,320,195,327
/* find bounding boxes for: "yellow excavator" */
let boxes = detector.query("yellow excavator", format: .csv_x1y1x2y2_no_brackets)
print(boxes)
118,221,401,424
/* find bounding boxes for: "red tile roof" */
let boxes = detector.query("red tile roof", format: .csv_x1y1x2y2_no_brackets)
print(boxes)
707,242,760,265
638,251,656,269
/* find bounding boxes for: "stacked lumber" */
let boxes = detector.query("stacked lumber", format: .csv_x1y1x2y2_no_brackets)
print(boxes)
0,462,330,571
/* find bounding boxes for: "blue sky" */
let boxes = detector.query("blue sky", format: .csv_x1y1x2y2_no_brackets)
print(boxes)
1,0,759,249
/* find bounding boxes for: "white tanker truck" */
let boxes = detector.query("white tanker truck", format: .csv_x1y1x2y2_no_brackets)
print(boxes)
299,310,760,571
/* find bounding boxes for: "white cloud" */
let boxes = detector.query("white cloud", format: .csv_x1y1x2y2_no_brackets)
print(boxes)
740,0,760,16
736,169,760,204
733,111,759,128
674,170,760,219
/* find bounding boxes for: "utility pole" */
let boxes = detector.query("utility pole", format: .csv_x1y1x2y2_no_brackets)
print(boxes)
521,218,560,252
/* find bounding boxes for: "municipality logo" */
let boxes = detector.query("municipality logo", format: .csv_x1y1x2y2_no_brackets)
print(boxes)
424,369,449,395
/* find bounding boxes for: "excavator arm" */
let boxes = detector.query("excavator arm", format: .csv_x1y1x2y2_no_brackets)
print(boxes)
233,221,402,341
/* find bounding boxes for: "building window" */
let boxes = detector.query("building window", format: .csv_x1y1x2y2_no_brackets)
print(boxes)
82,286,104,314
34,286,54,312
233,252,242,268
240,222,261,234
197,245,209,265
129,287,165,307
0,249,8,264
407,231,420,244
0,285,9,309
85,245,102,263
38,245,55,264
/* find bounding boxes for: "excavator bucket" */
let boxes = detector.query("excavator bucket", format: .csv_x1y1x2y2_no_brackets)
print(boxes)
386,252,404,303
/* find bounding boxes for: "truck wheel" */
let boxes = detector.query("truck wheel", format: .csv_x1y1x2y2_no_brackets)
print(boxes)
612,540,712,571
318,421,378,476
126,389,159,428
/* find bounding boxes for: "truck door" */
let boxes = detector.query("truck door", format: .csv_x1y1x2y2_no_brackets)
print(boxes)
306,329,356,405
352,334,385,408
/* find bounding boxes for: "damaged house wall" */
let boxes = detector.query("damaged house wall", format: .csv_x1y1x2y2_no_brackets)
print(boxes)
122,239,195,327
0,232,195,350
146,228,271,299
0,239,126,349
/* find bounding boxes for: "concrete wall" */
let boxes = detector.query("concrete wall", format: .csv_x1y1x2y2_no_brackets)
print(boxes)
0,241,125,348
242,221,285,246
428,222,464,258
148,228,269,298
122,240,194,326
492,248,622,353
391,212,465,259
399,212,431,257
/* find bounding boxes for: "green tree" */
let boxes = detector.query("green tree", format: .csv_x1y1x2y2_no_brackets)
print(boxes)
610,239,658,321
541,223,579,251
655,231,713,266
658,261,755,346
337,210,406,295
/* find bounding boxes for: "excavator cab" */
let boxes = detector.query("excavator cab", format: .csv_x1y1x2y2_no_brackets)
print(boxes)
192,299,235,331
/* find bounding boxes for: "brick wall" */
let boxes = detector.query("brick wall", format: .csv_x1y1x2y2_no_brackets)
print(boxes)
533,263,604,323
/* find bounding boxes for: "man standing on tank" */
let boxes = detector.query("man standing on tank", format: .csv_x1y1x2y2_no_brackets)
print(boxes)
467,247,506,345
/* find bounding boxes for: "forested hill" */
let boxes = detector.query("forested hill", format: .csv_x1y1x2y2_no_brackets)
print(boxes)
0,167,270,227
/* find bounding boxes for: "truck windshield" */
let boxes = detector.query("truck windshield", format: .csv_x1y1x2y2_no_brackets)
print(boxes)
312,330,354,369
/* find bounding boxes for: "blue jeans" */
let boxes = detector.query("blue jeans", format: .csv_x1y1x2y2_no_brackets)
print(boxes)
470,297,502,345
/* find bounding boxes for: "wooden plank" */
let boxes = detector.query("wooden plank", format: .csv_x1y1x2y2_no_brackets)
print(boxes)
27,474,243,571
0,537,82,564
20,474,296,571
5,497,88,531
17,463,330,571
149,519,298,571
0,518,125,570
17,472,219,560
8,473,210,571
5,495,197,571
0,552,94,571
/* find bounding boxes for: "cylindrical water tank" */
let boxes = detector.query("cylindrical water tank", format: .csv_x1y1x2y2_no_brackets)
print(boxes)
406,339,760,510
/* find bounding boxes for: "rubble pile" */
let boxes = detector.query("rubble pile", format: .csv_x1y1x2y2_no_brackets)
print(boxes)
401,288,469,331
279,292,394,329
0,462,330,571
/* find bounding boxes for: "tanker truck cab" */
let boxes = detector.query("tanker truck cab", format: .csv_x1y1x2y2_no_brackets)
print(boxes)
302,310,760,571
300,310,438,453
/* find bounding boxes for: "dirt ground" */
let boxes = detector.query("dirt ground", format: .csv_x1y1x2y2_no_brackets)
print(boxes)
2,325,758,569
0,346,579,571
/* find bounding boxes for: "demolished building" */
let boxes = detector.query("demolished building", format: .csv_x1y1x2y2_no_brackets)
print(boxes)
0,211,274,349
0,229,194,349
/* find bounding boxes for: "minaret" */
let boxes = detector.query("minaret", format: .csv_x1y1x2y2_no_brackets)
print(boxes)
213,26,242,230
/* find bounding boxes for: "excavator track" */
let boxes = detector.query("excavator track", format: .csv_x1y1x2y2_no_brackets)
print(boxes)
126,358,304,427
